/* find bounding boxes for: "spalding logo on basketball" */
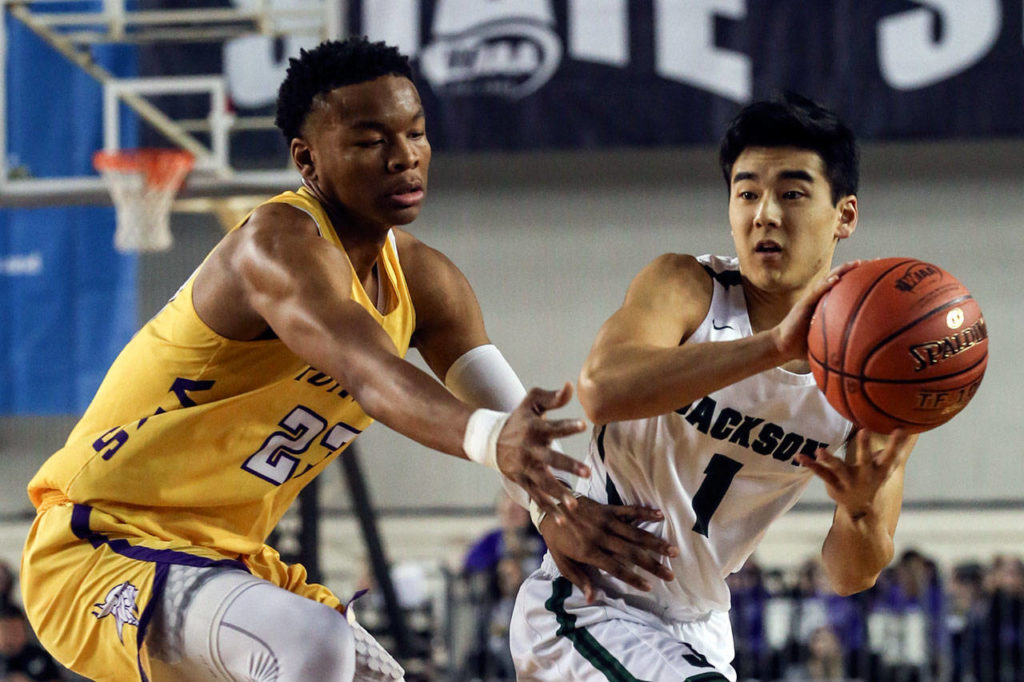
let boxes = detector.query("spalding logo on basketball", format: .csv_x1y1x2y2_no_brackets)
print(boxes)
808,257,988,434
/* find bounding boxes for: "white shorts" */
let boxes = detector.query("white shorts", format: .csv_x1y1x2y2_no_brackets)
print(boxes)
510,567,736,682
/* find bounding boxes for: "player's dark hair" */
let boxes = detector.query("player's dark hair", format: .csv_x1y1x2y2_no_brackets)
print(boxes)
275,36,413,143
718,92,859,204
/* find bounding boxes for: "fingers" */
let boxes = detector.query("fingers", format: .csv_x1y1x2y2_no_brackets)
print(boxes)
551,553,597,604
874,428,911,470
590,554,656,591
571,502,677,582
828,260,862,280
526,382,574,415
609,544,675,583
609,516,678,561
611,505,666,524
810,260,863,301
796,448,843,489
525,474,576,513
545,448,590,479
537,416,588,440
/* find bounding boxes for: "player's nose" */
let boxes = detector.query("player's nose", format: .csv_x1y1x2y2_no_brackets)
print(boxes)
753,196,781,228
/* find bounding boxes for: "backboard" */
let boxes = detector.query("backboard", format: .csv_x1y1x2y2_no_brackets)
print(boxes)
1,0,344,208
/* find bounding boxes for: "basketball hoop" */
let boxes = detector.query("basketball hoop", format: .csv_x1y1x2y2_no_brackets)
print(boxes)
93,148,195,253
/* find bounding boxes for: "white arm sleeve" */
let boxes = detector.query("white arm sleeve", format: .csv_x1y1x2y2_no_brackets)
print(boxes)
445,344,566,509
444,344,527,411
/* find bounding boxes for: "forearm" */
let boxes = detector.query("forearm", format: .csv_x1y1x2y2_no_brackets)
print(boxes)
271,305,471,459
580,332,786,423
821,505,895,595
340,350,474,459
444,344,533,507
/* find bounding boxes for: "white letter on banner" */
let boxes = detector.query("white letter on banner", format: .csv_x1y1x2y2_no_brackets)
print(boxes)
569,0,628,67
653,0,750,103
362,0,421,56
223,0,321,108
878,0,1001,90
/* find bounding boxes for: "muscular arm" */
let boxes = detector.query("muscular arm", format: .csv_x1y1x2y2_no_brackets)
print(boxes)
580,255,786,424
579,255,857,424
194,205,475,458
801,429,917,595
192,208,585,510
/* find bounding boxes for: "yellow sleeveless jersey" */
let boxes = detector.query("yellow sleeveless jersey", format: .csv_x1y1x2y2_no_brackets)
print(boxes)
27,188,416,558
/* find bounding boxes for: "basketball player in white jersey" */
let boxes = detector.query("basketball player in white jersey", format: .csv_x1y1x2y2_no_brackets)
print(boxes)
509,94,918,681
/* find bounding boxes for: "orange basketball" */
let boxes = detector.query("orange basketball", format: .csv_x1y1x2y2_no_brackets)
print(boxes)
808,258,988,434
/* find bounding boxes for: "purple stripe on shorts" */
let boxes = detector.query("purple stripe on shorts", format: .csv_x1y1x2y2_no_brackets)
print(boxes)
135,562,170,682
70,504,248,570
70,504,249,682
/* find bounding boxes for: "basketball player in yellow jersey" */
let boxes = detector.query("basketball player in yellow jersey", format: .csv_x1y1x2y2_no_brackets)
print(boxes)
21,38,674,682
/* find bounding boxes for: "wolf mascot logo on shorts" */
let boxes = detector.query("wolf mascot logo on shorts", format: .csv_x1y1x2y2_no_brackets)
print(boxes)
92,580,141,643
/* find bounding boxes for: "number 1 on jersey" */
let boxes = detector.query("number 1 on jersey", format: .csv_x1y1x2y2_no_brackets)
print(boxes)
691,453,743,537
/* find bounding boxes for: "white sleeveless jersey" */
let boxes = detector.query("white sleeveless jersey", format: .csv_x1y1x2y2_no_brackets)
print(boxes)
566,254,854,620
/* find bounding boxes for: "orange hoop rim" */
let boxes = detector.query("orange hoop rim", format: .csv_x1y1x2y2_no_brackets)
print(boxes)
93,148,196,189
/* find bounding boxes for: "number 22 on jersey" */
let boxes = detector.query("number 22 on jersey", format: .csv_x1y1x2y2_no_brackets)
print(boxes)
242,405,360,485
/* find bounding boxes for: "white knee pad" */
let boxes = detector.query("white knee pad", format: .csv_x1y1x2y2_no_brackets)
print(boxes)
148,566,358,682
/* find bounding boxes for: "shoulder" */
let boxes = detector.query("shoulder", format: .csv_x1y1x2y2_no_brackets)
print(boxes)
647,253,712,282
628,253,713,303
211,200,327,275
391,228,466,288
392,228,446,268
241,200,321,246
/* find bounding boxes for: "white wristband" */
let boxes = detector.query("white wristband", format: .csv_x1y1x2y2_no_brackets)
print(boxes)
463,409,510,471
529,497,552,530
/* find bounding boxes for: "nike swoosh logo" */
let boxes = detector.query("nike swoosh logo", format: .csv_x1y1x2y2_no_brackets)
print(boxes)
712,320,733,331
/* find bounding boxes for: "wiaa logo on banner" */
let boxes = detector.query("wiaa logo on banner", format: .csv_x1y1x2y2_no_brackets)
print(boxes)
418,0,562,100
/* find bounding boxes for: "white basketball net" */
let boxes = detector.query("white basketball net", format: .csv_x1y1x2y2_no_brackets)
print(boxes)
93,149,195,253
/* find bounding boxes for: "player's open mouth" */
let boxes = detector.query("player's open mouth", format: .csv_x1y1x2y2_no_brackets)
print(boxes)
755,241,782,253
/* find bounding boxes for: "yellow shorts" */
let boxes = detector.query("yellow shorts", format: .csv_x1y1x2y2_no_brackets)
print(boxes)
21,500,343,682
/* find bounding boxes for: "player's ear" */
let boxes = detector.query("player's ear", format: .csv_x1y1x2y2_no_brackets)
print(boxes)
835,195,858,240
290,138,316,183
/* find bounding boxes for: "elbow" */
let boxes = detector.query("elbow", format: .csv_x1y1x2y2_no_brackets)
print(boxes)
829,574,878,597
824,551,891,597
577,369,617,425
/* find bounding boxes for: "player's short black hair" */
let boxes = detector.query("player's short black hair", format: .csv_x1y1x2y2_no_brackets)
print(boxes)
718,92,859,204
275,36,413,143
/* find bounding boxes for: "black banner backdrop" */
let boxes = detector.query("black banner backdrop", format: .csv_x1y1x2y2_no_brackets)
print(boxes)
141,0,1024,155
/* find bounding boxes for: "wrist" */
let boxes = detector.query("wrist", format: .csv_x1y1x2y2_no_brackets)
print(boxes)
838,502,876,524
762,328,795,366
529,490,584,531
462,409,510,471
528,497,551,530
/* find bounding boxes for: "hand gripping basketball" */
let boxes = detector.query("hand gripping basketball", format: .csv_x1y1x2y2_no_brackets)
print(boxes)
774,261,862,361
496,383,589,515
808,258,988,433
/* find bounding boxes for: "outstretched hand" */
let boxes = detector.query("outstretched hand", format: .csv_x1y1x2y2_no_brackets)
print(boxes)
772,260,861,361
540,496,678,603
795,428,913,517
495,383,590,516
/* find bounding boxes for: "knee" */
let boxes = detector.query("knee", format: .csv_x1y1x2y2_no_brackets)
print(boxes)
284,604,355,681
